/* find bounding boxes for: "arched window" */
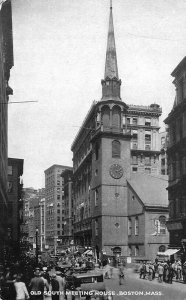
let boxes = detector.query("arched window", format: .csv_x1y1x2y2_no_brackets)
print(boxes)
112,140,121,158
112,106,121,128
135,217,139,236
102,106,110,128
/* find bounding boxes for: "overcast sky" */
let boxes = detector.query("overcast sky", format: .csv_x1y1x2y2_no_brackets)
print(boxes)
9,0,186,189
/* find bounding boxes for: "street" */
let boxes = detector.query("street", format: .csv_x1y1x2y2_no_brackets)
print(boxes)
105,268,186,300
43,268,186,300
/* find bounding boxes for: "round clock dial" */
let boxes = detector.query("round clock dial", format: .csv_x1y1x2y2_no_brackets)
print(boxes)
109,164,123,179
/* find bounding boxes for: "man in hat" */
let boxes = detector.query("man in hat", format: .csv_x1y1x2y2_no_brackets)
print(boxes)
56,271,65,300
29,269,44,300
182,262,186,283
51,273,60,300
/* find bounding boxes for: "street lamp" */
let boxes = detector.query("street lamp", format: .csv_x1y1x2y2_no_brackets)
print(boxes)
35,227,39,266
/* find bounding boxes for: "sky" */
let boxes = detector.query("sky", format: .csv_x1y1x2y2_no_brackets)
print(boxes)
9,0,186,189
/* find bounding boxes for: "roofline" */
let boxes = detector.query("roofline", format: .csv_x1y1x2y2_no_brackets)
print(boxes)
44,164,72,173
171,56,186,77
8,157,24,175
71,101,97,150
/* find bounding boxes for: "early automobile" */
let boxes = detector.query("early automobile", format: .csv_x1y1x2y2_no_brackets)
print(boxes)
65,271,113,300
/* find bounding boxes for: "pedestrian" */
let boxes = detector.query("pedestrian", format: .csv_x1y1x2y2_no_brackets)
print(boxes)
55,271,66,300
168,263,174,284
14,274,30,300
51,274,60,300
139,261,143,279
158,263,164,283
163,263,169,283
29,269,44,300
142,262,147,279
118,263,124,285
177,260,182,280
182,262,186,284
148,263,154,281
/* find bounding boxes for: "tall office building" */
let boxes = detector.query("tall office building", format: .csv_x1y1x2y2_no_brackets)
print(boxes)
127,104,162,175
0,0,13,253
45,165,72,253
7,158,24,257
165,57,186,253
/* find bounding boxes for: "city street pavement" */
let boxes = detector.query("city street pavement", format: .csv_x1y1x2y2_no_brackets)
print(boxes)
105,268,186,300
43,267,186,300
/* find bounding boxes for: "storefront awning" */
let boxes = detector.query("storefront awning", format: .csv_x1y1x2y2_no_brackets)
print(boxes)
157,249,180,256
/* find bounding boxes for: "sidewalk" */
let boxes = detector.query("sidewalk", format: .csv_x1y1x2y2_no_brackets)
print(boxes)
117,267,186,292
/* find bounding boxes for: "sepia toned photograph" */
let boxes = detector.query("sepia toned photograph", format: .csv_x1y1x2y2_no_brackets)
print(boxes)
0,0,186,299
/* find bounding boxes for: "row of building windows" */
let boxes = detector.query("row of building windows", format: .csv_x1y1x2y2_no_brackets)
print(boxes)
131,155,157,165
132,167,151,174
127,117,152,126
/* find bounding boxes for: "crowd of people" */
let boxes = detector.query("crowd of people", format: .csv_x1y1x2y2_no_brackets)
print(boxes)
139,259,186,284
0,251,112,300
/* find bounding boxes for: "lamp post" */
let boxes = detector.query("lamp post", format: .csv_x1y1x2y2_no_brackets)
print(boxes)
35,227,39,266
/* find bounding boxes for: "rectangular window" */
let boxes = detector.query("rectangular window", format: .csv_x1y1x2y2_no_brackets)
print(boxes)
135,217,139,236
95,189,98,206
145,144,151,150
145,168,151,174
132,130,138,140
132,156,138,164
112,140,121,158
132,142,138,150
8,166,12,175
145,118,151,126
145,156,151,165
128,218,132,236
57,224,60,228
132,118,137,125
135,246,139,256
7,181,13,193
127,118,130,125
161,137,165,147
95,219,98,236
132,167,138,173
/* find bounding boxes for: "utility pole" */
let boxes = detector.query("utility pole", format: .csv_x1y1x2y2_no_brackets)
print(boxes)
36,228,39,266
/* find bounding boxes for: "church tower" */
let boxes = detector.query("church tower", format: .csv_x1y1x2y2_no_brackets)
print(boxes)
91,1,131,257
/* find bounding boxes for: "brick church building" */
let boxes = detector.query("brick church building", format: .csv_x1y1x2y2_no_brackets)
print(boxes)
71,2,168,258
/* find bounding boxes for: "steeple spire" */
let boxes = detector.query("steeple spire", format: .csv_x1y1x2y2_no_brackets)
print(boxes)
104,0,118,79
101,1,121,101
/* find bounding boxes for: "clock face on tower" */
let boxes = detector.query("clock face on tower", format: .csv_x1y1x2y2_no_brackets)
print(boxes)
109,164,123,179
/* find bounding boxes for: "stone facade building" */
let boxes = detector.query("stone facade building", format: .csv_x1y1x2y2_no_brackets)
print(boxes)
7,158,24,256
165,57,186,251
0,0,13,252
127,104,162,175
159,130,169,176
62,169,74,247
44,165,72,253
